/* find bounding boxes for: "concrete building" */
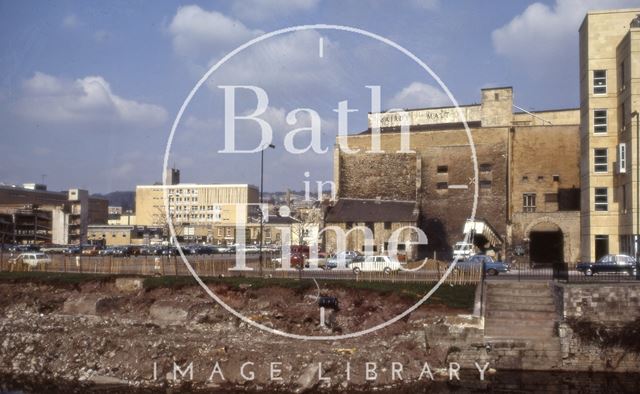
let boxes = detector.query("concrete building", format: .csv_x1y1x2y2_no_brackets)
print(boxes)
579,9,640,261
0,184,108,244
135,183,259,243
335,87,582,263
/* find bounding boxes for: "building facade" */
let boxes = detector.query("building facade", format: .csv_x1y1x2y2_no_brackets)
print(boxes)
135,183,259,243
334,87,582,263
579,9,640,261
0,184,108,244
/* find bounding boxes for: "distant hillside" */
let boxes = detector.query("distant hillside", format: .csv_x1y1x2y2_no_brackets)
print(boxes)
93,191,135,212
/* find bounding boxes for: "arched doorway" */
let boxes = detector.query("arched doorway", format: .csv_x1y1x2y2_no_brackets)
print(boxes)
527,221,564,267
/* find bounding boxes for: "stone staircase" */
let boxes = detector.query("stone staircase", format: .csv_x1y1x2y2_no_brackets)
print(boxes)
482,281,563,370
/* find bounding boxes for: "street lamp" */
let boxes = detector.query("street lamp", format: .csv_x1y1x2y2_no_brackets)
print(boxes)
259,143,275,276
632,110,639,259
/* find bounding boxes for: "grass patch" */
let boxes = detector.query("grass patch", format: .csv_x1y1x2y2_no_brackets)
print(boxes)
0,271,117,286
0,271,476,311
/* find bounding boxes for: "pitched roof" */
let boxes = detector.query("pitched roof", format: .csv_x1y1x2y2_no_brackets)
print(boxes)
325,198,419,223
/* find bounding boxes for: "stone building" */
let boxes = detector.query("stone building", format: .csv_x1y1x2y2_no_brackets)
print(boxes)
579,9,640,261
324,198,420,259
334,87,582,263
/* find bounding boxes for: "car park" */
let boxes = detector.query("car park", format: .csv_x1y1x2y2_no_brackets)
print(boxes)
350,255,402,274
576,254,638,277
10,252,52,267
451,254,510,276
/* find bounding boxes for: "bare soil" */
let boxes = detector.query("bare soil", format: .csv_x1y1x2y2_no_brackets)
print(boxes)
0,277,473,392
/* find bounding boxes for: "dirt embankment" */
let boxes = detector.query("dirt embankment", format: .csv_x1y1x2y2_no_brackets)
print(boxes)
0,277,474,392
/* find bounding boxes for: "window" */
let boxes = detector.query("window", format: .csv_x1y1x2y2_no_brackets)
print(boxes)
436,182,448,190
618,143,627,173
594,110,608,133
345,222,353,229
593,70,607,94
622,184,627,213
594,188,608,211
384,222,391,230
594,148,608,173
537,175,544,181
522,175,528,182
619,61,625,91
437,165,448,174
479,163,492,172
479,180,492,189
523,193,536,213
552,175,560,182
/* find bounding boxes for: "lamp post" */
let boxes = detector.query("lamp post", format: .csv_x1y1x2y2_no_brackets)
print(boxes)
259,143,275,276
633,110,639,259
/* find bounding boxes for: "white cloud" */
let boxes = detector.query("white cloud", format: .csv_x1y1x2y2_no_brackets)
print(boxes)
387,82,449,109
14,72,168,128
168,5,262,61
492,0,637,71
62,14,79,28
231,0,319,22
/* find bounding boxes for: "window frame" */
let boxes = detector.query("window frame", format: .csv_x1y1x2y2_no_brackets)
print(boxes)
594,188,608,211
593,69,607,95
593,148,608,173
523,193,536,213
593,109,608,134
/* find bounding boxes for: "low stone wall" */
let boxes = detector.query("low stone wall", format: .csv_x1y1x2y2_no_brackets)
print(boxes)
554,283,640,372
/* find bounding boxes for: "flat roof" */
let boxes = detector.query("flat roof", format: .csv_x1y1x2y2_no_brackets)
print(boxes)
136,184,257,189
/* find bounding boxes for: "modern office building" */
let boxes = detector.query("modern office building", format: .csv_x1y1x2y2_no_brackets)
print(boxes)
135,183,259,242
0,184,108,244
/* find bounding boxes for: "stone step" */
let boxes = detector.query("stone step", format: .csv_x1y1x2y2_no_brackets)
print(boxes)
484,338,561,351
485,310,557,321
484,327,555,339
485,298,556,312
486,287,552,297
486,281,551,289
486,294,555,307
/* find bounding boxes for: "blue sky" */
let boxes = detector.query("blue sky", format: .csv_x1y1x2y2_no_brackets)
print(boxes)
1,0,637,194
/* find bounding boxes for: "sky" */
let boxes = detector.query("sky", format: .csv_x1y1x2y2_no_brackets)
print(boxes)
1,0,638,194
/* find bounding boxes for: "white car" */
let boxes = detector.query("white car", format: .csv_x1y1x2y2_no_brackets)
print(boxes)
11,252,52,267
350,255,402,274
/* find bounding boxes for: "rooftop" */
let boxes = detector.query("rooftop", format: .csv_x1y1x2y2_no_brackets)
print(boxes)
325,198,419,223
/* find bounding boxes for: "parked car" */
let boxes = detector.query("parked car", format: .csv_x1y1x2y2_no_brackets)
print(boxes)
7,244,40,253
39,245,67,254
350,255,402,274
452,242,477,259
576,254,638,277
63,246,81,255
10,252,52,267
326,251,363,269
81,245,102,256
98,247,117,256
451,254,510,276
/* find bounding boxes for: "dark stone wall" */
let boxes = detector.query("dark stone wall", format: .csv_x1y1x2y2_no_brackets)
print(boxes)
337,128,509,258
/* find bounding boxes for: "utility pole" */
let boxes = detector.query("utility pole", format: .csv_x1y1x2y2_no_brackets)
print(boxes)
259,144,275,276
632,111,639,259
